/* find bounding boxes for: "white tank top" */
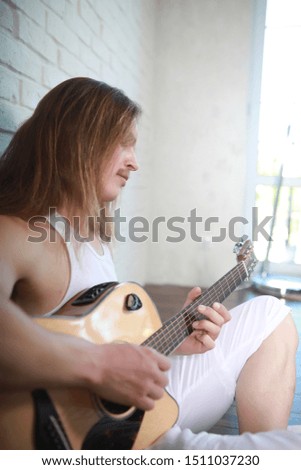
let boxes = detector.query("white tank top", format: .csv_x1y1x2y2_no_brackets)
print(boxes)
43,215,118,316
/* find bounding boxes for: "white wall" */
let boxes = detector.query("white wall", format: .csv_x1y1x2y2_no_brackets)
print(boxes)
148,0,254,287
0,0,256,287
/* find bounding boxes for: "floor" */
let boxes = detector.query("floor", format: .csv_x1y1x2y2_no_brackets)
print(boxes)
144,283,301,434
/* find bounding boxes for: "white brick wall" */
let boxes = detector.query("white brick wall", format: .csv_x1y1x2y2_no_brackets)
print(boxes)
0,0,157,142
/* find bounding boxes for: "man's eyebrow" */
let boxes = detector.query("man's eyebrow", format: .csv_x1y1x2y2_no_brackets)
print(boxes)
124,132,137,144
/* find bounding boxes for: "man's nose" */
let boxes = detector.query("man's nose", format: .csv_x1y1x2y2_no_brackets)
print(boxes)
126,150,139,171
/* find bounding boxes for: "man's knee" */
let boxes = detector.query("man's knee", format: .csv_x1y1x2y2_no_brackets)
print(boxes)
276,312,299,354
256,295,299,353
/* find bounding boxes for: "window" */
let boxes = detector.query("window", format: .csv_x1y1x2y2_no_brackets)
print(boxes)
251,0,301,276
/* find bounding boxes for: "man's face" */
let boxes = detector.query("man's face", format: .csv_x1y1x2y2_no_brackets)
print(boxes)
101,122,138,202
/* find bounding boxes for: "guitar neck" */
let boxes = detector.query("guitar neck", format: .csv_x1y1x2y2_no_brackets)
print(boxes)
142,261,248,356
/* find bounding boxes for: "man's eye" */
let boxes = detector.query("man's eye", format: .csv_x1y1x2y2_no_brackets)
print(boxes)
122,140,135,148
121,134,136,147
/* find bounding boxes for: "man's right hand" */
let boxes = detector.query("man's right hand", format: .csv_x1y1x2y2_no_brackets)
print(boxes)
84,343,171,411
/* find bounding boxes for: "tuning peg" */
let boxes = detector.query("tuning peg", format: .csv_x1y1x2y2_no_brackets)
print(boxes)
239,234,248,243
233,235,248,253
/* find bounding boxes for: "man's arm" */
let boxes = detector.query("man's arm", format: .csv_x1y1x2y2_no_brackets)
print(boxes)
0,295,170,410
0,218,170,410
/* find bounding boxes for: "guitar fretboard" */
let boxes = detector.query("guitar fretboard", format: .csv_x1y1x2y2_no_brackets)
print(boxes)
142,261,248,356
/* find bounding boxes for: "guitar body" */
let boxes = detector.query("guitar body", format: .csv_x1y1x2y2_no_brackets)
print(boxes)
0,282,178,450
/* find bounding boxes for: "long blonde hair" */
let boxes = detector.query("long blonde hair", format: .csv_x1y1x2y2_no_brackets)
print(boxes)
0,77,141,239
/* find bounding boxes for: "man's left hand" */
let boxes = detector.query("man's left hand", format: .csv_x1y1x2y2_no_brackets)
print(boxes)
175,287,231,355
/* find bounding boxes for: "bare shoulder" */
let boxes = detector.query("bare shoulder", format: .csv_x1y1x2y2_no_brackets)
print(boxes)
0,214,30,232
0,215,59,293
0,215,32,296
0,214,36,256
0,215,70,313
0,215,31,255
0,214,60,258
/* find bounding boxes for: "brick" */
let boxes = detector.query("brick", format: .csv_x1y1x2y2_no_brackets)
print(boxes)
102,22,119,52
58,48,89,77
41,0,67,18
18,13,57,64
20,78,48,109
79,0,101,36
0,100,31,133
63,1,93,46
0,1,14,34
78,41,100,74
91,36,111,64
10,0,46,27
42,63,69,89
66,0,78,7
93,0,119,24
0,31,41,81
46,9,80,53
0,132,13,155
0,65,20,103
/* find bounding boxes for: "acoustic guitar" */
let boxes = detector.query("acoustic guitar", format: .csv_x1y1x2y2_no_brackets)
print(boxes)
0,237,257,450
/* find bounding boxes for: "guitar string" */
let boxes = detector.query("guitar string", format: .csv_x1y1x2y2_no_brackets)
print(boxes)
144,280,241,353
145,256,253,352
158,263,247,354
156,261,251,355
142,262,249,355
143,267,242,350
144,264,245,354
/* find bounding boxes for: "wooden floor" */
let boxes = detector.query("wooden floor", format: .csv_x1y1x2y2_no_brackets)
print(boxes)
144,283,301,434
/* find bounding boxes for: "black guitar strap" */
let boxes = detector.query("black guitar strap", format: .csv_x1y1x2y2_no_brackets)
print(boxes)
31,389,72,450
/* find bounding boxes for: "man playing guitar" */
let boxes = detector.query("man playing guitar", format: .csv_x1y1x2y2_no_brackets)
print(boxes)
0,78,300,450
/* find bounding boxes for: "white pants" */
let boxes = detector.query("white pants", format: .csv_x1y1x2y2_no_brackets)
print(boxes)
151,295,301,449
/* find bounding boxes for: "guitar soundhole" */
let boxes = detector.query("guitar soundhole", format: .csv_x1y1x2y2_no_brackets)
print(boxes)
94,395,135,420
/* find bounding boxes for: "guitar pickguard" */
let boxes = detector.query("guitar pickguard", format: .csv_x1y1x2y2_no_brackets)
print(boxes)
82,409,145,450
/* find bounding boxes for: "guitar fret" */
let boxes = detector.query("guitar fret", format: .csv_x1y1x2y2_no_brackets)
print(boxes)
143,258,254,356
144,317,190,354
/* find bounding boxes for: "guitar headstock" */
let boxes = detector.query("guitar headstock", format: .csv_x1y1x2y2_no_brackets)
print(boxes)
233,235,257,277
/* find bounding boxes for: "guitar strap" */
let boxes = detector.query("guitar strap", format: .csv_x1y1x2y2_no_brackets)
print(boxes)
31,389,72,450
